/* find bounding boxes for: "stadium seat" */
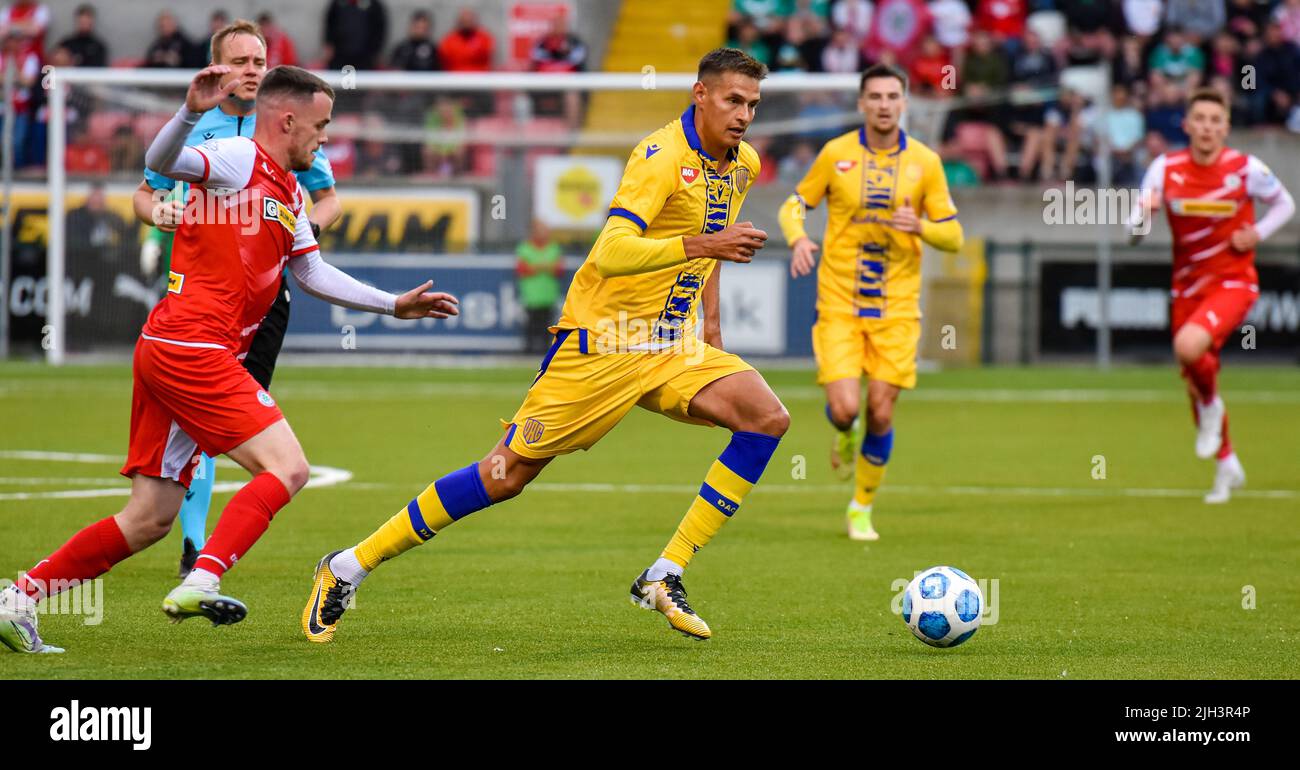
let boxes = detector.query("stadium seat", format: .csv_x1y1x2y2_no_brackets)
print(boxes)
86,111,133,144
65,143,110,175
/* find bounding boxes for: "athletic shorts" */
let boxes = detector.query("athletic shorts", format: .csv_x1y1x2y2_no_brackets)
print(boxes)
502,328,754,459
1171,286,1257,353
812,313,921,389
120,336,284,487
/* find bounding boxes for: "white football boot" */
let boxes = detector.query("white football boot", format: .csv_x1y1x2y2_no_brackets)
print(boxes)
1195,396,1225,460
0,584,64,654
1204,453,1246,504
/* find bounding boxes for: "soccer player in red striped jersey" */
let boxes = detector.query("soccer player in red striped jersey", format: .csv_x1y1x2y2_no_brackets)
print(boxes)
0,65,459,654
1129,87,1295,503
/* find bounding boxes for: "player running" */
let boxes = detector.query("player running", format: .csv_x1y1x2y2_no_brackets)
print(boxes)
777,64,963,541
131,20,343,578
304,49,786,643
1128,87,1295,504
0,65,458,654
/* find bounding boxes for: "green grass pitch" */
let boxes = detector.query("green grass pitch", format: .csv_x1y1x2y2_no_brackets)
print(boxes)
1,362,1297,679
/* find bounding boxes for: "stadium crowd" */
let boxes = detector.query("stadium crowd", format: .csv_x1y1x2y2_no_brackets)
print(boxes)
2,0,1298,187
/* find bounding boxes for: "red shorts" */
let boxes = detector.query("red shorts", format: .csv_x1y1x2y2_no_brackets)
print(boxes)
120,336,284,487
1171,287,1257,353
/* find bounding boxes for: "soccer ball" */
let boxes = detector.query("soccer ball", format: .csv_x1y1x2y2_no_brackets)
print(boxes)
900,566,983,648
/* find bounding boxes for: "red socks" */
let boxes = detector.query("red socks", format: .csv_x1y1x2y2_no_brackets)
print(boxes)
194,472,291,578
1182,352,1218,405
18,516,131,599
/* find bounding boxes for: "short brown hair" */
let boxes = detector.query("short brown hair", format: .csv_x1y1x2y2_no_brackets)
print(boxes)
697,47,768,83
860,63,908,94
258,65,335,104
210,20,266,64
1187,86,1230,118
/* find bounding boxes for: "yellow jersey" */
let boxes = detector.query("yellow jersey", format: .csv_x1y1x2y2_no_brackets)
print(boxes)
558,104,761,350
779,128,957,320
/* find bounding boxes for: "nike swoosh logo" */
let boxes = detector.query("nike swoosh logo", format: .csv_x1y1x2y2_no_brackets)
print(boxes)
306,581,327,635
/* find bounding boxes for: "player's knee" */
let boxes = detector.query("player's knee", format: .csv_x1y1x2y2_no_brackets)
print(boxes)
274,456,310,495
118,506,173,546
1173,333,1205,365
867,399,894,433
491,468,533,501
828,401,857,430
757,403,791,438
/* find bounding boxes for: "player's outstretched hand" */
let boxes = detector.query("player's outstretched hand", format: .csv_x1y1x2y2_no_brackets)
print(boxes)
395,280,460,319
790,236,819,277
186,65,241,114
1230,225,1260,252
687,221,767,263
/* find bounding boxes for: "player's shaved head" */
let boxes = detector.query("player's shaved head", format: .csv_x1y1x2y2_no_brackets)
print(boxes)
256,66,335,172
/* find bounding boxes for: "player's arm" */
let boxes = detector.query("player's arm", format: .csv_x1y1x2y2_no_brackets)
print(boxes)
892,154,964,252
1127,154,1165,245
132,179,185,231
779,146,833,278
702,266,722,349
286,207,457,319
145,66,243,183
299,151,342,232
1236,155,1297,251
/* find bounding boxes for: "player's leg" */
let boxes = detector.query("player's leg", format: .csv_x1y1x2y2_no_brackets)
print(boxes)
814,316,868,478
847,319,920,540
174,278,291,576
1174,319,1224,459
2,474,187,654
631,356,788,639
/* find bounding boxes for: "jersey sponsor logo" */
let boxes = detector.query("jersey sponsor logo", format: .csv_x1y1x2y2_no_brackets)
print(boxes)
680,166,699,184
1170,198,1239,217
167,271,184,295
256,390,276,408
645,144,661,159
521,418,545,444
835,159,857,173
262,197,297,233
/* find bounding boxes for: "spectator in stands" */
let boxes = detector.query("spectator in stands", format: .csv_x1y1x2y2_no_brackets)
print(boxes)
391,10,440,71
772,16,815,72
950,29,1010,180
1227,0,1270,44
530,15,586,72
973,0,1026,55
530,16,587,122
439,7,494,72
67,182,130,266
909,36,952,96
144,10,197,68
55,4,105,67
1123,0,1164,39
1164,0,1225,43
324,0,388,70
257,12,298,68
929,0,972,52
1058,0,1119,60
1148,25,1205,85
1275,0,1300,47
1044,87,1087,180
1,27,38,167
1208,30,1241,83
729,18,771,66
355,111,402,178
0,1,48,57
1008,27,1056,180
1250,20,1300,125
516,220,565,355
203,11,228,62
1112,31,1148,85
1144,73,1189,147
109,123,143,173
731,0,790,36
961,28,1009,96
1098,83,1145,185
423,96,467,177
821,25,863,73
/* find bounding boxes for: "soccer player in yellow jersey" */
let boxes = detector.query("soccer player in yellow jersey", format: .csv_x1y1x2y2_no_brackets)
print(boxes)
303,49,788,642
778,64,964,541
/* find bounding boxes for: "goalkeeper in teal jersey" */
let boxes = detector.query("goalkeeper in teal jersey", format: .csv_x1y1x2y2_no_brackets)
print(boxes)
131,20,342,575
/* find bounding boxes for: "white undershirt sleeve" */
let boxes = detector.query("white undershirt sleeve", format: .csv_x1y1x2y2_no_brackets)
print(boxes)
1127,153,1165,239
288,250,397,316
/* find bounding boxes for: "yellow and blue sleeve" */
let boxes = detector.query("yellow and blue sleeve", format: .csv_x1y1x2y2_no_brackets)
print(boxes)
779,146,833,246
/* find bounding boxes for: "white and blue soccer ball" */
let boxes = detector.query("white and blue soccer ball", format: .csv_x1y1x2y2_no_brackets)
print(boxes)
901,566,983,648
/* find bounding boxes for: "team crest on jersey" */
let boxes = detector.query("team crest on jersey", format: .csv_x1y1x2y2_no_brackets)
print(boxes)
256,390,276,408
733,167,750,194
167,271,184,295
262,197,297,233
680,166,700,184
1224,173,1241,189
521,418,545,444
835,159,857,173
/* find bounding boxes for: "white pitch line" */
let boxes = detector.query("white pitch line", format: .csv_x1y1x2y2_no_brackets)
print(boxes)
0,449,353,501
